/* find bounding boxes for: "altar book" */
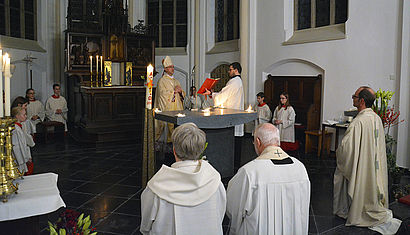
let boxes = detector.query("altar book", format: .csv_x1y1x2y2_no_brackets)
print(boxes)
197,78,220,94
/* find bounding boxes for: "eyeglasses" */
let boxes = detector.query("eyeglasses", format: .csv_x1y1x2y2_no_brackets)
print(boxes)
280,98,287,100
352,95,359,99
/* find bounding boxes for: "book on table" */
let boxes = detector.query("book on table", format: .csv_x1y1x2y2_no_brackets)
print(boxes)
197,78,220,94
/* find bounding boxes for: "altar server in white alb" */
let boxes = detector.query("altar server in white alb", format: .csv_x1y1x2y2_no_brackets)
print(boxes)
272,92,296,143
26,88,45,134
140,123,226,235
255,92,272,127
227,123,310,235
334,86,401,234
204,62,244,136
11,107,35,174
45,84,68,131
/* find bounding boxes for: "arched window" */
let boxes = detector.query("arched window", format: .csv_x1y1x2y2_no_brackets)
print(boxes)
0,0,37,40
210,64,230,92
147,0,188,48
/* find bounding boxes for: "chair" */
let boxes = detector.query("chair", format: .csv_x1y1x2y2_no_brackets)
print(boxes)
39,121,65,143
304,130,332,157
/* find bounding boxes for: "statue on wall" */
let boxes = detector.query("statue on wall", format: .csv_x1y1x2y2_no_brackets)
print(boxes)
110,34,119,59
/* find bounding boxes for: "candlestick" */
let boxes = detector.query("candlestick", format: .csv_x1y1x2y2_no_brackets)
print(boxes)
4,56,10,117
146,64,154,109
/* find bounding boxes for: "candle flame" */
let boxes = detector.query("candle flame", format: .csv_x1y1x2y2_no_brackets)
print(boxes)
220,104,224,109
202,108,211,112
176,113,186,117
246,105,253,112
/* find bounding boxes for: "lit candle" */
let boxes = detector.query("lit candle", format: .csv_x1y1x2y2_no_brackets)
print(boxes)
89,56,92,74
4,55,11,116
146,64,154,109
246,104,253,112
100,56,103,78
0,49,3,117
96,55,99,78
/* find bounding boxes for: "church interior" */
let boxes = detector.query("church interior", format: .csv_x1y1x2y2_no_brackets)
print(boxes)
0,0,409,234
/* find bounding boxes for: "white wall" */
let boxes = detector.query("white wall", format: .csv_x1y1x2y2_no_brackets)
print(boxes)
1,0,64,106
253,0,408,167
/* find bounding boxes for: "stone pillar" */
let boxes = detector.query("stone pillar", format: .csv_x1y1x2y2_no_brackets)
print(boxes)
240,0,249,107
194,0,200,88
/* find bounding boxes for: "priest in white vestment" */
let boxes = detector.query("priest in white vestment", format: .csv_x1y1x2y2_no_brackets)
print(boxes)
140,123,226,235
204,62,244,137
154,56,185,142
334,87,401,234
227,123,310,235
272,92,296,143
26,88,45,133
45,84,68,131
11,107,35,174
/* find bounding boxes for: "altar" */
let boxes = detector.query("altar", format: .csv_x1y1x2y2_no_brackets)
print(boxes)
155,108,257,177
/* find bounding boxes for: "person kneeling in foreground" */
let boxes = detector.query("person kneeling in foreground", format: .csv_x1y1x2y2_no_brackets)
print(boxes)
12,106,35,175
140,122,226,235
227,123,310,235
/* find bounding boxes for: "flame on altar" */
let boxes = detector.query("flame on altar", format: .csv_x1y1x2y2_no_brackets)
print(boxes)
176,113,186,117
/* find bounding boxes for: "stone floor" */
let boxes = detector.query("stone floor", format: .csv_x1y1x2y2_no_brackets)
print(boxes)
32,135,410,235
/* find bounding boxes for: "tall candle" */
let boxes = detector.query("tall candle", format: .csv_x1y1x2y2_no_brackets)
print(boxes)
96,55,99,78
146,64,154,109
100,56,103,77
4,56,10,116
89,56,92,74
0,49,3,117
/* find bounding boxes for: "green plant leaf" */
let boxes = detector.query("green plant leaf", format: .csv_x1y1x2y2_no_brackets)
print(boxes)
83,220,91,231
59,228,66,235
90,232,98,235
49,226,58,235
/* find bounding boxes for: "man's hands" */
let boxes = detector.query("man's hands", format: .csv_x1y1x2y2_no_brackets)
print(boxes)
274,120,283,125
174,85,182,93
203,88,212,96
31,115,39,121
55,109,62,114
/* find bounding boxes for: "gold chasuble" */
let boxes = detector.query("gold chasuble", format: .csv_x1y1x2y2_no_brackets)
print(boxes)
334,108,397,229
154,73,185,142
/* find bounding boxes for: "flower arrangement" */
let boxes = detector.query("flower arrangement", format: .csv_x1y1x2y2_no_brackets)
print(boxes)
48,209,97,235
372,89,405,187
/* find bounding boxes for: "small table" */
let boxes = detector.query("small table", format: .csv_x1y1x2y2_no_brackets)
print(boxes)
0,173,66,233
321,122,349,156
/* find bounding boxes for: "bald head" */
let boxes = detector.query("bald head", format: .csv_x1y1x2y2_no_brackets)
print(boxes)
254,123,280,147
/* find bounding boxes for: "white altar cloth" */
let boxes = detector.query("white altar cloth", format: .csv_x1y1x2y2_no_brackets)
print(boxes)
0,173,66,221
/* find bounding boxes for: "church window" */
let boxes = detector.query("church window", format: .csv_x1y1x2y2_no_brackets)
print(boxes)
215,0,239,43
295,0,347,30
0,0,37,40
147,0,188,48
211,64,230,92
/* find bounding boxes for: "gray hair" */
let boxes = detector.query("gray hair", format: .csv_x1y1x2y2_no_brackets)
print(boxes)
254,123,280,147
171,122,206,160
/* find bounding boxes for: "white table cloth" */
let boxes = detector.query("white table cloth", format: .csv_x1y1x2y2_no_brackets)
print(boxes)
0,173,66,221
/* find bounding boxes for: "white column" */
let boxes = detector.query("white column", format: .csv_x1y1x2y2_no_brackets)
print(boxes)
194,0,200,87
240,0,250,107
396,0,410,169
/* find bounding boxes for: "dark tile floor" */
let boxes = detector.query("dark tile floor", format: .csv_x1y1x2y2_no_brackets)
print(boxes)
32,135,409,235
